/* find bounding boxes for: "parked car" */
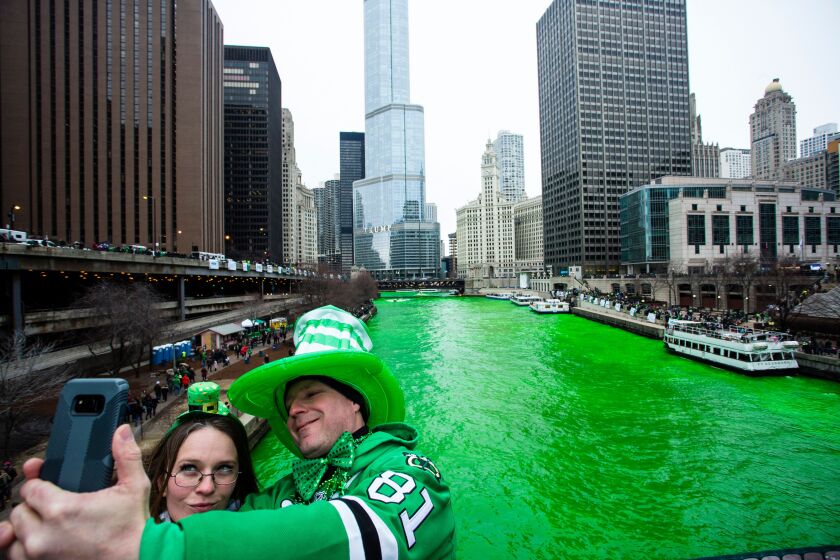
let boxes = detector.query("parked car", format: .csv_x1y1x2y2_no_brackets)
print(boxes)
19,239,57,248
93,242,112,251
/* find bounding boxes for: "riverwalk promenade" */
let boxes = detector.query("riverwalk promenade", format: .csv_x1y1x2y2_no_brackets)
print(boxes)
570,296,840,381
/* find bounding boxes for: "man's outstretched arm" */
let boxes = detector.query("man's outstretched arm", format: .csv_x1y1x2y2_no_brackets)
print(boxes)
0,424,150,560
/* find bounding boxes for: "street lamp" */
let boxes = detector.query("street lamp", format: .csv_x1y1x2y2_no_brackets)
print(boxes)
7,205,21,229
143,195,158,253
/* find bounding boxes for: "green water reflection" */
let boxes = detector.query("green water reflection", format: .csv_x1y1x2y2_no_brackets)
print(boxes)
252,296,840,558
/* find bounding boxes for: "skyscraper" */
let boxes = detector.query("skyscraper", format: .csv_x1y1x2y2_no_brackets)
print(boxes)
223,46,282,261
493,131,526,203
720,148,752,179
0,0,224,252
281,108,301,263
689,94,720,178
339,132,364,273
537,0,691,275
800,123,839,159
353,0,440,279
455,142,515,280
314,178,341,271
750,79,797,180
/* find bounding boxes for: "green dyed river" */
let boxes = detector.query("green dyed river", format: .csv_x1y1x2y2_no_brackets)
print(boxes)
252,296,840,559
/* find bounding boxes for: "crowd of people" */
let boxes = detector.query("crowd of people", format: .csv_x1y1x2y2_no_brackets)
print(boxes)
577,286,840,357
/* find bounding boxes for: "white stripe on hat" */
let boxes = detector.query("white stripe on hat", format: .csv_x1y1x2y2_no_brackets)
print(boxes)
307,324,367,349
294,306,373,351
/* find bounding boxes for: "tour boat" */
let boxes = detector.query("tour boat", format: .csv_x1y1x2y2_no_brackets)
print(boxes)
486,292,514,300
663,319,799,375
510,294,543,306
529,299,570,314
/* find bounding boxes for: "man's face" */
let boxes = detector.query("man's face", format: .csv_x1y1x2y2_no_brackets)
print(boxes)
284,379,365,458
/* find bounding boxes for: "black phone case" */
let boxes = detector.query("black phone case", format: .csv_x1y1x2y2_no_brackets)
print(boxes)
41,379,129,492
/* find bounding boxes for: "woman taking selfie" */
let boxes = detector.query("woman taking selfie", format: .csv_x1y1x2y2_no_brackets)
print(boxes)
147,382,259,522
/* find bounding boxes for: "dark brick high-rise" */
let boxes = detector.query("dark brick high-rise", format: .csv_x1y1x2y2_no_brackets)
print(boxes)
0,0,224,252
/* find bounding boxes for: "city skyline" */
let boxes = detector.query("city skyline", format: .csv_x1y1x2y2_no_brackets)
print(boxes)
201,0,839,246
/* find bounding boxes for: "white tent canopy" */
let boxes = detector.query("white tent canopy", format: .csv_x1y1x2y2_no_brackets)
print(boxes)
241,319,254,328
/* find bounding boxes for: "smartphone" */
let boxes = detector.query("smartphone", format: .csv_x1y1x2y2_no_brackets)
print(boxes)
41,378,129,492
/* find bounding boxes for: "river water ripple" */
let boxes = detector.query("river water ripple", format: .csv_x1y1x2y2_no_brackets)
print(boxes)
252,296,840,559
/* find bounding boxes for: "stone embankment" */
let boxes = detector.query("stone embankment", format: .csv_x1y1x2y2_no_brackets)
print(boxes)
572,298,664,339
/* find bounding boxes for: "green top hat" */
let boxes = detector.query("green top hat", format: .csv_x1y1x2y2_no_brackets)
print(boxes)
167,382,233,434
229,305,404,458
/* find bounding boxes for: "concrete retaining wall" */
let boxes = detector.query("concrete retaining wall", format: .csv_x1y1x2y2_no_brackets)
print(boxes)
795,352,840,382
572,303,665,339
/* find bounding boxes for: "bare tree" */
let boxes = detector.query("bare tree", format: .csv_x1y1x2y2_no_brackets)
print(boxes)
79,282,170,377
770,255,809,329
299,276,331,305
323,273,379,313
0,334,73,457
730,253,760,313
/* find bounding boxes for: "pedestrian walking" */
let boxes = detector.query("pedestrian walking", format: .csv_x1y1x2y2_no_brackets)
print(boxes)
153,381,162,402
161,381,169,402
170,374,181,397
201,367,208,382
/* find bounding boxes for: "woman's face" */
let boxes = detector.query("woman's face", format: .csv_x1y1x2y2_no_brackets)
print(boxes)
163,426,239,522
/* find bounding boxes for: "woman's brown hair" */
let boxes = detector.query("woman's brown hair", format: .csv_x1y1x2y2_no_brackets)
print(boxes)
147,415,259,521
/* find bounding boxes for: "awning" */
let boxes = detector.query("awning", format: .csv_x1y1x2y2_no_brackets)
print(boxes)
206,323,245,336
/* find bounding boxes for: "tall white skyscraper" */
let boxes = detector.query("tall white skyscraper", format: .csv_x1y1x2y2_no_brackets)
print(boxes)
719,148,752,179
493,131,526,203
800,123,839,158
353,0,440,279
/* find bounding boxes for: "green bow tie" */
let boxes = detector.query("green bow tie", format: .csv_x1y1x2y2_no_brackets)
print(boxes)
292,431,356,502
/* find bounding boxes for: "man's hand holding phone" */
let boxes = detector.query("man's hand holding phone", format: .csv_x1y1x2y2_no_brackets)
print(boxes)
0,424,150,559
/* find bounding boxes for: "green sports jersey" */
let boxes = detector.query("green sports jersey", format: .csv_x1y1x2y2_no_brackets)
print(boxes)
140,423,456,559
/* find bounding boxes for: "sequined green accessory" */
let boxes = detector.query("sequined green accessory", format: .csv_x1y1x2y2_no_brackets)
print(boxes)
291,431,358,502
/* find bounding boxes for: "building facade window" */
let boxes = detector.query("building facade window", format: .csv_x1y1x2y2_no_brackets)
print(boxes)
782,216,799,245
804,216,821,246
827,216,840,245
736,215,754,246
759,204,777,260
687,215,705,245
712,215,729,245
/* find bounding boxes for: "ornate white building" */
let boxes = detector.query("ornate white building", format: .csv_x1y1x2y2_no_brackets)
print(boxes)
456,142,515,280
295,183,317,268
455,141,544,284
750,79,797,181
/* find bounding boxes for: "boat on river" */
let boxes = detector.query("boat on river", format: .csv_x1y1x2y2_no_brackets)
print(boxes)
383,289,453,298
486,292,514,300
664,319,799,375
511,294,543,306
530,299,570,314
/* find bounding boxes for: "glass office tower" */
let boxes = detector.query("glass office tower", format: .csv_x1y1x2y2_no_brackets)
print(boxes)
223,46,283,261
339,132,364,274
537,0,691,276
353,0,440,279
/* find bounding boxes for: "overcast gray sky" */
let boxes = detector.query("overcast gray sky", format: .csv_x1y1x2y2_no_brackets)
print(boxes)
211,0,840,248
